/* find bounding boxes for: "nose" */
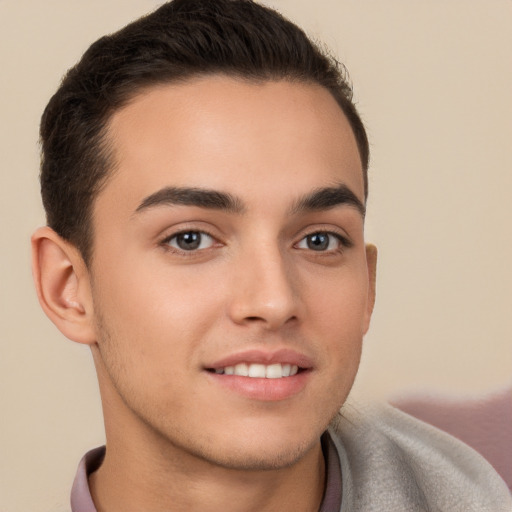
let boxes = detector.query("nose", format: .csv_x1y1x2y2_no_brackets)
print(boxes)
227,244,300,330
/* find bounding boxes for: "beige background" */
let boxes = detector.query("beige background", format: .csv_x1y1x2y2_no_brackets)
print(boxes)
1,1,511,510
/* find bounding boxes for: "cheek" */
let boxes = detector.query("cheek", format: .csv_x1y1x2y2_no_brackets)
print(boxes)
303,265,368,382
307,266,369,332
92,260,226,368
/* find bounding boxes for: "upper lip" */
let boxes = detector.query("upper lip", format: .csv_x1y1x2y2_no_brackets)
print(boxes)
205,348,314,370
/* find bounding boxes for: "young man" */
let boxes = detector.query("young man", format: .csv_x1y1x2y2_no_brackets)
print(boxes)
31,1,511,510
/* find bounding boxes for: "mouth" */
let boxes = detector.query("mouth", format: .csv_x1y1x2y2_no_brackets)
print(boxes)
203,349,312,401
206,362,301,378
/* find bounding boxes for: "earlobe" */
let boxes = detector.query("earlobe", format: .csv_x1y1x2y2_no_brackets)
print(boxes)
363,243,378,334
31,226,96,345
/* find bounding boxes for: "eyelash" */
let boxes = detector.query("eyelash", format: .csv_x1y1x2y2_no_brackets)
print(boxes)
295,231,352,253
161,229,218,254
160,228,352,256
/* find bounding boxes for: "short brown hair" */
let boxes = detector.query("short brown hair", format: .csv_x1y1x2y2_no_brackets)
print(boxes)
40,0,369,265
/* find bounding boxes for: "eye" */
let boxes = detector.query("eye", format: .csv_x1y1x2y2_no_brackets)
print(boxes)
296,232,344,252
164,231,215,251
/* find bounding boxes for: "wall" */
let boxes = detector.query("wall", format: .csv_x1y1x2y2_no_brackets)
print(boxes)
0,1,510,510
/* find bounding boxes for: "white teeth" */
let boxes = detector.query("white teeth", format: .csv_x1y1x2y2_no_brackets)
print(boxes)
248,364,266,378
265,363,283,379
214,363,301,378
234,363,248,376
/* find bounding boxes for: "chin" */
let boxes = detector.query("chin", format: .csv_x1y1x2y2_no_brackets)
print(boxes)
168,415,325,472
195,436,318,471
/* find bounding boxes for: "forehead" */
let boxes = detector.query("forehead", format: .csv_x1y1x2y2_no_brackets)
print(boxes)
99,76,364,214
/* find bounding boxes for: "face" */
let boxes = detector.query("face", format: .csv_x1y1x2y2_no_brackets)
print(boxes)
88,76,375,470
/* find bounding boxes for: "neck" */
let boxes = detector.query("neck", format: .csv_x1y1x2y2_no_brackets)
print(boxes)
89,436,325,512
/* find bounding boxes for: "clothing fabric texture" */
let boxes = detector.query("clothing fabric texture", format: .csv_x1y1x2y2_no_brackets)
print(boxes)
70,403,512,511
329,403,512,511
390,385,512,491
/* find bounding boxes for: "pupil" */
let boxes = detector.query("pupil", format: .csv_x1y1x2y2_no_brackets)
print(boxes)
177,232,201,250
308,233,328,251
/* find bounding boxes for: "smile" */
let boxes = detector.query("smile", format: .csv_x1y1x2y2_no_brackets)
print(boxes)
210,363,300,378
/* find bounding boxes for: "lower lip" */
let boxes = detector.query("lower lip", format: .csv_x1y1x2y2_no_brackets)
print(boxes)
205,370,311,401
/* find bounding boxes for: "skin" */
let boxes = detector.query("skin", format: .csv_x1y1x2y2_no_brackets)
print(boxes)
32,76,376,512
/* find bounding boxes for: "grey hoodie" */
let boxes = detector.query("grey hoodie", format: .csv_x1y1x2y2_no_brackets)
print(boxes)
328,403,512,511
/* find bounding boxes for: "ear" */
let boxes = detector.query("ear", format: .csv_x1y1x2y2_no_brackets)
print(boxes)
363,243,377,334
31,226,96,345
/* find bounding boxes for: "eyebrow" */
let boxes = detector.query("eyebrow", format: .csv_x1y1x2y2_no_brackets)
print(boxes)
135,186,245,214
290,184,366,217
134,183,365,218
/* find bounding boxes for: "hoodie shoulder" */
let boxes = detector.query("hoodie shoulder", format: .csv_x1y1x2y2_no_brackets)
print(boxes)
328,402,512,512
